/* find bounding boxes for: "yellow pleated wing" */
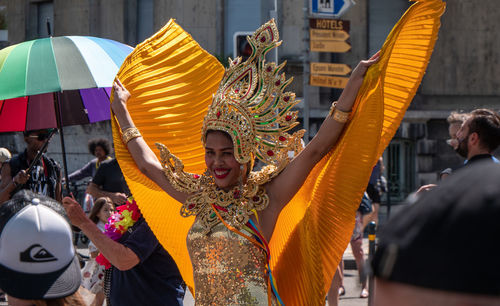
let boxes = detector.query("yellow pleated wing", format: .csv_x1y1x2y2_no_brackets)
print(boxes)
269,0,445,304
111,19,225,290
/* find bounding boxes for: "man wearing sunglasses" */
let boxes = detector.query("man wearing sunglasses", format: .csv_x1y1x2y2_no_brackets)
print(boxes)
0,129,62,204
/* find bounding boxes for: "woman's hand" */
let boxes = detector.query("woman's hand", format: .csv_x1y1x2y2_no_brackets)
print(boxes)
111,78,131,116
350,51,381,83
335,51,381,111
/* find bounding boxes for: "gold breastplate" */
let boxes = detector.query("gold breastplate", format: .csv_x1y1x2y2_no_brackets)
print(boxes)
156,142,282,234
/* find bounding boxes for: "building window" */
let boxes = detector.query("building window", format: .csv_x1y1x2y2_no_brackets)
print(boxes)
386,138,416,202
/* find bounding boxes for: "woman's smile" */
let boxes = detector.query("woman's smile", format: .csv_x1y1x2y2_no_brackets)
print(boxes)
213,168,231,179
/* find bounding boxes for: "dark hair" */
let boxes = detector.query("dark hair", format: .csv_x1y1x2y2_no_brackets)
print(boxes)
88,197,112,224
88,138,111,156
468,109,500,152
205,130,232,143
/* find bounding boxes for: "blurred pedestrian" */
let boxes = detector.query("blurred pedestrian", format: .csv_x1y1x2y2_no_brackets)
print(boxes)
328,193,371,305
417,109,500,196
446,111,469,150
68,138,112,183
0,190,85,305
363,157,385,230
62,196,185,306
0,129,61,205
81,197,114,306
455,108,500,165
86,158,130,207
372,161,500,305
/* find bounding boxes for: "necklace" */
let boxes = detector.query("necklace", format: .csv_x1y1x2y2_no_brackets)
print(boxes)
157,142,284,234
96,199,141,269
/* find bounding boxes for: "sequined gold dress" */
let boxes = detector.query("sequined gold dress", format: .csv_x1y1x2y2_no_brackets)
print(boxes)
187,220,276,305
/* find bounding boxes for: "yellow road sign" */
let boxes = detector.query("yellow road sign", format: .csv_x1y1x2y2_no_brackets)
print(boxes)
310,62,352,76
310,29,350,41
310,40,351,53
310,74,349,89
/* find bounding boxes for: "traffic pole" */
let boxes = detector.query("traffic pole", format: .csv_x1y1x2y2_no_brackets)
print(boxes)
367,221,376,306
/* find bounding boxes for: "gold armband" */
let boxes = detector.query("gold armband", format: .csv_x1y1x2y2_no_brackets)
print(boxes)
122,127,142,144
328,102,351,123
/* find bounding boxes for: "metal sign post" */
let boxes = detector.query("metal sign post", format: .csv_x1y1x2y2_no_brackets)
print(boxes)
303,0,311,142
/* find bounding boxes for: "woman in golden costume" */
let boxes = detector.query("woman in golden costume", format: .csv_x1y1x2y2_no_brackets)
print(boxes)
110,1,445,304
113,28,377,306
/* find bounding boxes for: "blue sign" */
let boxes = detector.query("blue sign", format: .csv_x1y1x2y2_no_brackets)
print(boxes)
310,0,355,18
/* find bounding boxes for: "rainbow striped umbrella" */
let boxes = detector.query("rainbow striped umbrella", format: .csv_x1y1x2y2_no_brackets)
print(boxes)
0,36,133,132
0,36,133,189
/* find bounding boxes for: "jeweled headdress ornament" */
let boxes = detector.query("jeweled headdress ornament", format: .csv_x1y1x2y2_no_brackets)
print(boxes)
202,19,304,168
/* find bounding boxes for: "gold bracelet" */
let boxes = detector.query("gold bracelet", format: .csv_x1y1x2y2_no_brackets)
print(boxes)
328,101,351,123
121,127,142,144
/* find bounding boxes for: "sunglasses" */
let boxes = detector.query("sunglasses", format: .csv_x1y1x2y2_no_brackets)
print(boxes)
27,133,50,141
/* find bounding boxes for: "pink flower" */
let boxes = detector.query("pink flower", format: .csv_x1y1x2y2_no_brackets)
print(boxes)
96,254,111,269
96,198,142,269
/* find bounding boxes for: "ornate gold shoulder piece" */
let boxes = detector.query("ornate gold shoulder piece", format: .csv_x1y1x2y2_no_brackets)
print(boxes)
202,19,305,169
155,143,207,194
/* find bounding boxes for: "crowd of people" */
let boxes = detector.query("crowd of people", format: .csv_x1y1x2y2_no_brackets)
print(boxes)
0,133,185,305
1,11,500,306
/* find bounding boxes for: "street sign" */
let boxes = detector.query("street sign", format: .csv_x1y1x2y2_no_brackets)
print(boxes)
310,74,349,89
310,18,350,32
310,40,351,53
309,18,350,53
310,0,355,18
310,29,349,41
310,62,351,75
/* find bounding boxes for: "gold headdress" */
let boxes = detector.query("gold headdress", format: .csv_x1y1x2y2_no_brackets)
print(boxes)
202,19,304,168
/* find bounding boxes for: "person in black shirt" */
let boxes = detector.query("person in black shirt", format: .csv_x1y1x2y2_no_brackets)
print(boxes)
86,158,130,206
0,129,61,204
63,191,185,305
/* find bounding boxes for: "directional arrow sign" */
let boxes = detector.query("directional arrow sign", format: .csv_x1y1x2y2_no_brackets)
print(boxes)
310,74,349,89
310,62,352,75
310,40,351,53
310,29,349,41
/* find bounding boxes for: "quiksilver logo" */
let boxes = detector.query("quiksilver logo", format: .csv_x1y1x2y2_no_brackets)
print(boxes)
20,244,57,263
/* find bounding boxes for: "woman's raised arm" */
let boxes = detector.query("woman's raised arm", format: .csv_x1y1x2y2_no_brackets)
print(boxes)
259,53,380,239
111,79,189,204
